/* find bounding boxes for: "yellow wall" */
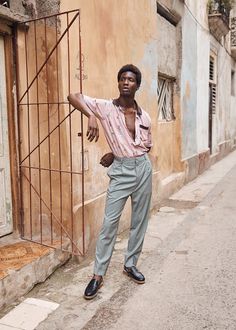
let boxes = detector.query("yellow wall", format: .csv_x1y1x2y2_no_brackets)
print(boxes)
17,0,183,255
59,0,161,253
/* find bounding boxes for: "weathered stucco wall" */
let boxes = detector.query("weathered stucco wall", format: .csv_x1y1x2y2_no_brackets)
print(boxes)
8,0,34,16
217,48,232,144
9,0,236,256
230,60,236,143
196,1,210,154
181,0,236,180
59,0,159,253
6,0,59,18
181,4,198,160
208,31,232,156
157,14,177,77
156,11,183,178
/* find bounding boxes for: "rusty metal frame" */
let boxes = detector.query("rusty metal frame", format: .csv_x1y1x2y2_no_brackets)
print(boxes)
15,9,85,256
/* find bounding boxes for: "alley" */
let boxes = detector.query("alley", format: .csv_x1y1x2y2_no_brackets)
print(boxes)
1,1,236,329
0,150,236,330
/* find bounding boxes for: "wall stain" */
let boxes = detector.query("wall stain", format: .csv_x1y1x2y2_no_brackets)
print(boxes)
185,81,191,99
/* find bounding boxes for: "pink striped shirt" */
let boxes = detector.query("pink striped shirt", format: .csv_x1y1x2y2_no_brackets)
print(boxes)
83,95,152,158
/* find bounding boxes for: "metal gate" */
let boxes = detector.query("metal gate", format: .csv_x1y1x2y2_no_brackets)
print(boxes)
15,10,85,256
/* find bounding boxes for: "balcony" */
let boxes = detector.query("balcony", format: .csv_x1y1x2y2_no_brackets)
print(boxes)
231,17,236,59
208,0,230,40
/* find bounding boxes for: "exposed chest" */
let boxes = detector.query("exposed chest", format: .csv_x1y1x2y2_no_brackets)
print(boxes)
124,111,136,139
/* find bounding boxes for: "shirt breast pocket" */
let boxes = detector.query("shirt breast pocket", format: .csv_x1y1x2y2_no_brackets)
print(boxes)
140,124,149,143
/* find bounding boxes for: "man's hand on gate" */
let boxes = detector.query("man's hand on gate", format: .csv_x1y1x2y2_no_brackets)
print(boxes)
100,153,114,167
87,115,99,142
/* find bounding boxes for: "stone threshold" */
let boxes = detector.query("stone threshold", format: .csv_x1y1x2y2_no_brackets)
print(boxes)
0,237,70,310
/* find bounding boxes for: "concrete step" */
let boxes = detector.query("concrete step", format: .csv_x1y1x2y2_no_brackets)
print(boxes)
0,237,70,310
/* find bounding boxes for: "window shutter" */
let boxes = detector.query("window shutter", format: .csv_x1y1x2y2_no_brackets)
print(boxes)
211,85,216,114
209,56,215,82
209,55,217,115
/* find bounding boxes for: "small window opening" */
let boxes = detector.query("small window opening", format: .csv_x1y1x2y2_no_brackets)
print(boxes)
157,75,175,122
231,70,235,96
0,0,10,7
209,56,217,114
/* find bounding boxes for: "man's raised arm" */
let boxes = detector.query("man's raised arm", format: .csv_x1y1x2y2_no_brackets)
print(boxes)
67,93,99,142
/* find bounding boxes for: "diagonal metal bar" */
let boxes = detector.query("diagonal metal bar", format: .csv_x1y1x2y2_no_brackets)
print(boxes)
18,11,80,103
158,80,167,110
21,170,83,256
20,107,76,164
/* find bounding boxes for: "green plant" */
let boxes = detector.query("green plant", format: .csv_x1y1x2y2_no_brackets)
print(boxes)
222,0,235,9
208,0,235,12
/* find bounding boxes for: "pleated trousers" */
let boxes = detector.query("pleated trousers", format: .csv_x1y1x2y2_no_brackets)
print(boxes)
94,153,152,276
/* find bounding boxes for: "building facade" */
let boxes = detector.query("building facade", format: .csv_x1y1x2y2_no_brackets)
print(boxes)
0,0,236,305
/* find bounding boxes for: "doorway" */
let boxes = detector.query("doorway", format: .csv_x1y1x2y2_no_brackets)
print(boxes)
0,35,13,237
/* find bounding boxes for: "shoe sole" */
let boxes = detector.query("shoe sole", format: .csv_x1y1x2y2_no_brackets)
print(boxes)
83,281,103,300
123,270,145,284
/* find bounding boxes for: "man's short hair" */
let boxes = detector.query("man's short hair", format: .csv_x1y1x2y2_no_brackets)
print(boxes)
117,64,142,87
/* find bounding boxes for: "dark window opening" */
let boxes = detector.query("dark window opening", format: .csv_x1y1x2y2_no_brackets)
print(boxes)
231,70,235,96
0,0,10,8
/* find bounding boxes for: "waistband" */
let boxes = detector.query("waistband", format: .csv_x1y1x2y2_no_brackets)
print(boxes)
114,153,148,163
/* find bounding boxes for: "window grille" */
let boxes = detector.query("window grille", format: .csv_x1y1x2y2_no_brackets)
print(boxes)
157,76,175,121
209,56,217,114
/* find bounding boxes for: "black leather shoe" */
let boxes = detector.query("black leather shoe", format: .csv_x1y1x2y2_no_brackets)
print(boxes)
84,277,103,300
123,266,145,284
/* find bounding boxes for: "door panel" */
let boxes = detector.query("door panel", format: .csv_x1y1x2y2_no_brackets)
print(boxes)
0,35,13,237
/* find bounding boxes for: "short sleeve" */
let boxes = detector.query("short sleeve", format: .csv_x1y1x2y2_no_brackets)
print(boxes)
83,95,111,120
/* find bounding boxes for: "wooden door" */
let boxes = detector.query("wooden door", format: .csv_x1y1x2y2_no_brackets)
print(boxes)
0,35,13,237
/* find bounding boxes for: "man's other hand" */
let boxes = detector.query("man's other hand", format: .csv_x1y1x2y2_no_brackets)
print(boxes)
87,115,99,142
100,153,114,167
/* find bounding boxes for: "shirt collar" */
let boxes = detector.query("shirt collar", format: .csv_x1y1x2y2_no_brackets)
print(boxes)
112,99,142,116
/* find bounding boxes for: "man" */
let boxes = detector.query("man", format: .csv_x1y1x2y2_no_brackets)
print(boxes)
68,64,152,300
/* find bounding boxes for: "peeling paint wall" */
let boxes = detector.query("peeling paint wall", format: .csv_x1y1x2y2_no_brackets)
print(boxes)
60,0,159,252
8,0,33,16
157,14,177,77
181,4,198,160
181,0,236,179
3,0,236,255
36,0,59,18
196,0,210,154
230,60,236,142
156,5,184,179
6,0,59,18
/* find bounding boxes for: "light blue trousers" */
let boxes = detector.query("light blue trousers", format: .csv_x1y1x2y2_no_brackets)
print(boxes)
94,153,152,276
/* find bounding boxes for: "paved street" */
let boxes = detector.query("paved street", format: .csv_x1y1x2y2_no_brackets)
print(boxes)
1,151,236,330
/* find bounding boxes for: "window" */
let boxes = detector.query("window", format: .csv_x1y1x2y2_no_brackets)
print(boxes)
209,55,217,114
157,75,175,121
0,1,10,7
208,52,217,153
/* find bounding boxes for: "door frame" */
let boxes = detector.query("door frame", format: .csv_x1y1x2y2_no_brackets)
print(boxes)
0,23,20,236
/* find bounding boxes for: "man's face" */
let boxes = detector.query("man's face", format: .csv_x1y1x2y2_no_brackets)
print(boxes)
118,71,138,97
